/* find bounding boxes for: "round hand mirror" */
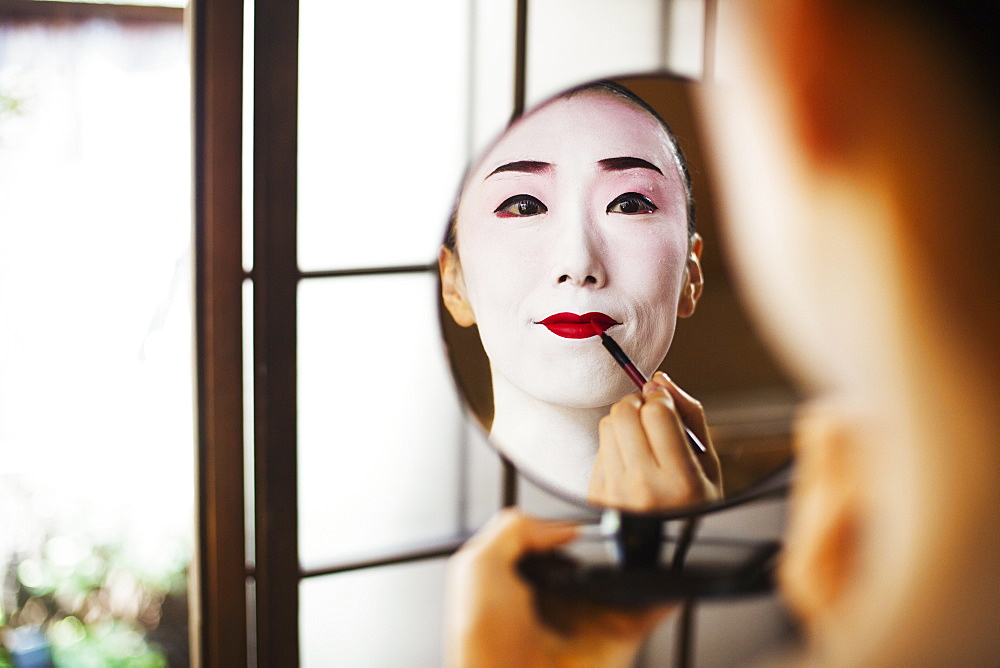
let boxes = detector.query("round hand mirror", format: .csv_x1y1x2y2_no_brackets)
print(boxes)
438,74,795,523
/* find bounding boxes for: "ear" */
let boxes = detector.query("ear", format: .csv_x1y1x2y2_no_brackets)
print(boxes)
676,233,704,318
439,246,476,327
779,402,860,629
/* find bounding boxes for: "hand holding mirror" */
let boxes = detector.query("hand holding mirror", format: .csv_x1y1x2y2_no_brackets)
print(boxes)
439,74,793,604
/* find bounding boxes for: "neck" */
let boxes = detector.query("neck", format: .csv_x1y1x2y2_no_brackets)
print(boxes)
489,372,610,502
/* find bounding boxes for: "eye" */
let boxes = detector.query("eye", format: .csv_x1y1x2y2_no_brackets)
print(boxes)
494,194,548,218
607,192,658,215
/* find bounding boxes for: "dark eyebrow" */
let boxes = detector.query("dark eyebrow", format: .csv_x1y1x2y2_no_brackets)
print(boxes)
598,156,663,175
485,160,552,179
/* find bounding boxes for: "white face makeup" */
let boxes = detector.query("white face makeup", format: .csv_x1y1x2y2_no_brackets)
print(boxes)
452,90,692,410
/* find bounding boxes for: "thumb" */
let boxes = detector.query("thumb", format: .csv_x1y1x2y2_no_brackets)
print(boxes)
465,509,579,566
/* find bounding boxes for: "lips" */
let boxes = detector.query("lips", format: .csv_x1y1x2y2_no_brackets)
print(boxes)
537,312,619,339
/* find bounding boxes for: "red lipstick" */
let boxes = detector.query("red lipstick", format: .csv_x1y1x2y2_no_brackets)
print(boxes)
537,312,619,339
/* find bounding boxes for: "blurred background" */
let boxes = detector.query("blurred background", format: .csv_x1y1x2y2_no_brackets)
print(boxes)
1,2,190,665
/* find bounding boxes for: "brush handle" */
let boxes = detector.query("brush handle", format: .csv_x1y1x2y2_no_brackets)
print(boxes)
598,332,640,379
599,332,707,455
683,426,708,455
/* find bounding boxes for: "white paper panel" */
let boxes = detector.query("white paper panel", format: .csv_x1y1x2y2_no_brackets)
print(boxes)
297,274,464,566
297,0,470,271
469,0,518,156
526,0,663,107
300,559,447,666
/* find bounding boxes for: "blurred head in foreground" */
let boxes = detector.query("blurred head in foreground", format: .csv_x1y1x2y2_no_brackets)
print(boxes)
701,0,999,664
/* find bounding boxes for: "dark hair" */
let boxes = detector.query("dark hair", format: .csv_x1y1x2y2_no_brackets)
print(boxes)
443,80,696,251
564,80,696,235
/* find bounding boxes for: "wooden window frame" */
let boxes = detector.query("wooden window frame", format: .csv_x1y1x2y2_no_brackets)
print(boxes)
20,0,755,663
193,0,523,663
192,1,791,666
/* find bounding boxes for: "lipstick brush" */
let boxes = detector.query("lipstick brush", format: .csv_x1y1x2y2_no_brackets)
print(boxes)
595,327,708,455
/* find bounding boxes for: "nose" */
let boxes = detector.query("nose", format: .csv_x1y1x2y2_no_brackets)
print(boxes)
550,213,606,288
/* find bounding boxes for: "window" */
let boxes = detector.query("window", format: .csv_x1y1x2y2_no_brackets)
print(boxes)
0,2,191,664
2,0,797,664
39,0,802,665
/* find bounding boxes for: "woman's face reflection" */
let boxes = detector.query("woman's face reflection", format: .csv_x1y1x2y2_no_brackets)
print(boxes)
448,90,697,410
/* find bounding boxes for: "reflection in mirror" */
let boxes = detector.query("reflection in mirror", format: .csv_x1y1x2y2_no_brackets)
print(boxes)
439,75,796,515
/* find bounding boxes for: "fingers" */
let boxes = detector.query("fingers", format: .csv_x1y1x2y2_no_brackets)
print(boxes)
649,372,705,429
445,508,670,667
649,372,723,487
462,508,578,567
590,375,724,510
608,394,659,474
578,603,678,640
588,418,622,503
591,400,653,508
597,414,625,476
638,384,701,477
